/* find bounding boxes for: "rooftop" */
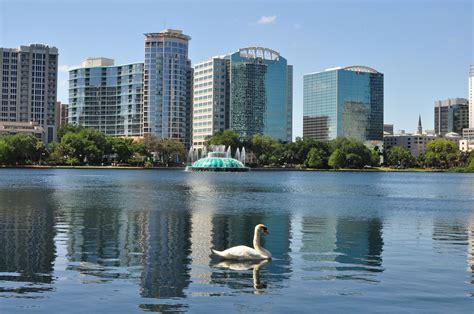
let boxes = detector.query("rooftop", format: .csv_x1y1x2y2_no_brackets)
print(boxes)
305,65,380,76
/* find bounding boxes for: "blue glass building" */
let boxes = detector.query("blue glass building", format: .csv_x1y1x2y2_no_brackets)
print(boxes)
227,47,292,142
143,29,192,146
68,58,143,136
303,66,383,142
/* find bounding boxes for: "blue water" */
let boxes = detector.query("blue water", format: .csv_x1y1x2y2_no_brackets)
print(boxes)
0,169,473,313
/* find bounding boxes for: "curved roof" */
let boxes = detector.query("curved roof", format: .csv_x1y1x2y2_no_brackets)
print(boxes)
445,132,461,138
192,157,246,169
343,65,379,74
239,47,280,61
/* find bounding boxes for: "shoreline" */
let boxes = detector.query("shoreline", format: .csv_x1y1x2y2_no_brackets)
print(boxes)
0,165,472,173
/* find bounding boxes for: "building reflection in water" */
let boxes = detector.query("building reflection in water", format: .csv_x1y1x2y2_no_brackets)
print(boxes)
432,217,474,294
51,173,194,303
0,188,57,295
300,215,384,282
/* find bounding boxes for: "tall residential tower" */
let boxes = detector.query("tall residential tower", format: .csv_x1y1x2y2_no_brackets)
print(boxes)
0,44,58,143
470,65,474,128
68,58,144,137
143,29,193,146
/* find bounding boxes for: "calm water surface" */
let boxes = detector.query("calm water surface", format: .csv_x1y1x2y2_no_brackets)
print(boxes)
0,169,473,313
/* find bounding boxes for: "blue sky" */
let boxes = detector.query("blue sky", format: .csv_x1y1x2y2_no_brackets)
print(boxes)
1,0,472,137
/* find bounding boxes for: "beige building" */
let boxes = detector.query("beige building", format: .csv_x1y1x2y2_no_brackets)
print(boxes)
459,139,474,152
384,133,437,157
55,101,68,129
0,44,58,143
0,121,44,139
192,57,229,148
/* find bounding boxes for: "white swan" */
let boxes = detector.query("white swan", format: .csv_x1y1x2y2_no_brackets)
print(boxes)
211,224,272,260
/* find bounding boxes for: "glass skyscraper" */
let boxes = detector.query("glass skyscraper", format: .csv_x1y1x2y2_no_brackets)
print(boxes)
143,29,193,146
228,47,292,142
68,58,143,137
303,66,384,142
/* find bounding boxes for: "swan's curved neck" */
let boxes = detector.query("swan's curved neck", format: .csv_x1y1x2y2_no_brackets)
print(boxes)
253,229,263,252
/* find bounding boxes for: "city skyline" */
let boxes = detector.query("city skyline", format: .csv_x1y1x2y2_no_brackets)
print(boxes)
1,0,472,137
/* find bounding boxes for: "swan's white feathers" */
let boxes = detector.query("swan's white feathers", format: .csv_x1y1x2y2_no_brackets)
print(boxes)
212,245,267,260
211,224,272,260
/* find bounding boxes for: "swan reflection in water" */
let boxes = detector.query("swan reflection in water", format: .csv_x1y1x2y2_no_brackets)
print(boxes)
211,259,269,294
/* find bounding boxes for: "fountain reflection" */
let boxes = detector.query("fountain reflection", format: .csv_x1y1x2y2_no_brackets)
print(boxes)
0,188,56,297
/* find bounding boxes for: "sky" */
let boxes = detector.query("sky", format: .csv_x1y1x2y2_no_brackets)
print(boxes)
1,0,472,137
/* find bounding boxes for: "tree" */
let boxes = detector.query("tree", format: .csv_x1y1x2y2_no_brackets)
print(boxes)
57,124,84,141
3,134,38,164
386,146,414,168
424,139,458,169
304,146,329,168
107,137,134,163
250,134,283,166
329,137,372,168
0,140,13,164
205,129,242,149
328,149,345,169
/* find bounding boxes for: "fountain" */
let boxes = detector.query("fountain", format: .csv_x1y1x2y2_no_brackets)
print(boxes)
186,145,249,172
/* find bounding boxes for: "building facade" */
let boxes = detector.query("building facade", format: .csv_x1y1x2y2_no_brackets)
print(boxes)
192,57,229,148
192,47,293,148
0,121,44,139
55,101,68,129
303,65,384,142
68,58,143,137
434,98,469,136
384,133,437,157
383,124,394,135
0,44,58,143
229,47,292,142
469,65,473,128
143,29,193,146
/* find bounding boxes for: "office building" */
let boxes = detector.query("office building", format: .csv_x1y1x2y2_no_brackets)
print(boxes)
68,57,143,136
192,57,229,148
192,47,293,148
303,65,384,142
229,47,292,142
383,124,394,135
55,101,68,128
0,44,58,143
143,29,193,146
434,98,469,136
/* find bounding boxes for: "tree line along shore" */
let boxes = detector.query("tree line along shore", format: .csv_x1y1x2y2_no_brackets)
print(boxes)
0,126,473,172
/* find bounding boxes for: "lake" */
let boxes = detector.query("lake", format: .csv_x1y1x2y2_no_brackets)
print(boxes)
0,169,473,313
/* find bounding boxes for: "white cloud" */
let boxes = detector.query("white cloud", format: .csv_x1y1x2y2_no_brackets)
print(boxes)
58,64,79,73
257,15,277,25
293,23,302,30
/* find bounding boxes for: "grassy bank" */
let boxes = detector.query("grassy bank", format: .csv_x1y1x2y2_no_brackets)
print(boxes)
1,165,473,173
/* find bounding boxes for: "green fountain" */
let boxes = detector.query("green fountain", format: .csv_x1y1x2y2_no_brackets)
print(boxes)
186,145,249,172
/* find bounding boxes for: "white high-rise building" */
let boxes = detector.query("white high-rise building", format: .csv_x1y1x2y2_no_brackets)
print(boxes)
0,44,58,143
192,57,229,148
469,65,474,128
